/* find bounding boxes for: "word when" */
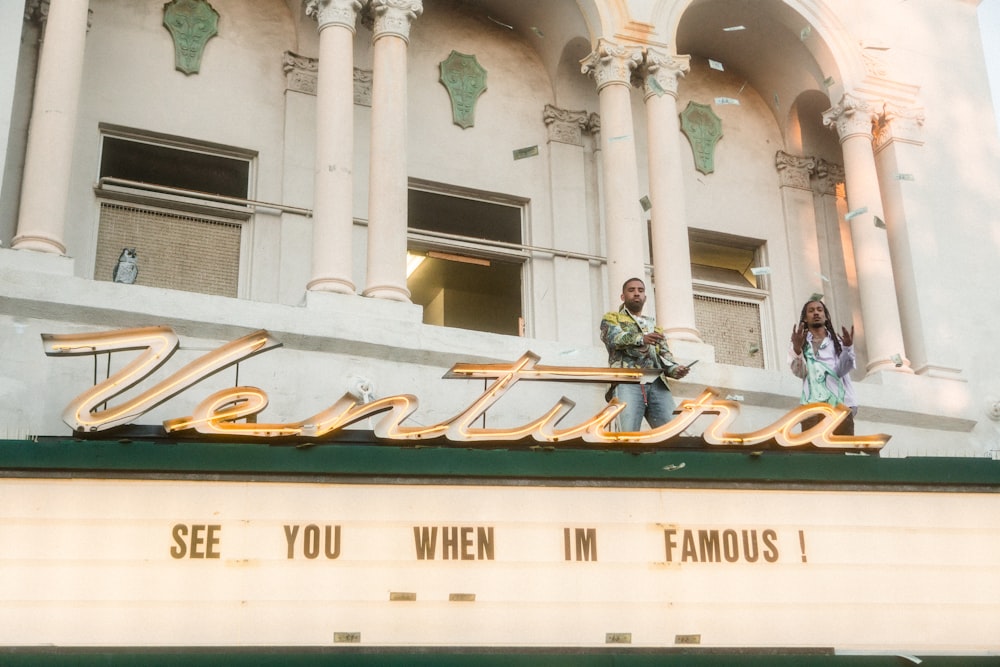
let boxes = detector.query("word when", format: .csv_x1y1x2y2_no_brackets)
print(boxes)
42,326,890,449
414,526,495,560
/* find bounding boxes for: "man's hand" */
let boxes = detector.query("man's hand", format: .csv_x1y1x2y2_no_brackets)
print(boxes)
641,332,665,346
841,325,854,347
671,365,691,379
791,322,807,356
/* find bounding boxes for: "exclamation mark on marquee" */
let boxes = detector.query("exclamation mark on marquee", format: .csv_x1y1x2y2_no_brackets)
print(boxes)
798,530,807,563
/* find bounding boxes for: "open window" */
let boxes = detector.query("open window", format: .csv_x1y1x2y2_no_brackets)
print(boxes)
689,230,770,369
406,186,526,336
93,125,255,297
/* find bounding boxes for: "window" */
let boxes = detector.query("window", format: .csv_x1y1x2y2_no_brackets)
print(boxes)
689,231,769,369
94,126,255,297
406,185,526,336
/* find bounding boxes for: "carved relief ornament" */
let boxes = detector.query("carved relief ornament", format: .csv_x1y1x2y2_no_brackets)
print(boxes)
370,0,423,42
814,158,846,197
642,49,690,99
163,0,219,75
282,51,372,105
580,39,643,91
873,102,925,150
775,151,816,190
543,105,590,146
305,0,362,31
822,93,877,140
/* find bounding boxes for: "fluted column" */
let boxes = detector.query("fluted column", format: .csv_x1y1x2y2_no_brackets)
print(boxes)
823,93,911,374
642,49,699,341
581,39,645,307
305,0,362,295
12,0,90,254
775,150,820,304
363,0,422,302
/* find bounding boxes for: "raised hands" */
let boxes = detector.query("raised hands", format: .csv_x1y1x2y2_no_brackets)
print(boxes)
841,325,854,347
790,322,807,355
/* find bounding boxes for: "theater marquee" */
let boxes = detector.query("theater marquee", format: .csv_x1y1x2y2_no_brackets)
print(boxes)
0,474,997,650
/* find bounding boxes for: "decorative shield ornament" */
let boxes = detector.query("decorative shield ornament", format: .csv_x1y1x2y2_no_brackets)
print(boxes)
439,51,487,129
163,0,220,75
679,101,723,174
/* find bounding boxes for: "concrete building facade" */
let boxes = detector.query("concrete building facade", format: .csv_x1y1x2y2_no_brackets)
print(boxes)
2,0,1000,456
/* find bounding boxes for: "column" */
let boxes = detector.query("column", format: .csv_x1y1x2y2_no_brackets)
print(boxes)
873,105,959,378
543,104,592,344
305,0,363,295
813,159,865,370
12,0,90,254
580,39,645,307
775,150,820,304
363,0,422,302
642,49,700,341
823,93,911,374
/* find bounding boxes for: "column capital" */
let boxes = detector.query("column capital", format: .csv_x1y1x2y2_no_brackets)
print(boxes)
814,158,845,196
822,92,877,141
25,0,92,32
306,0,362,32
874,102,925,149
543,104,589,146
642,49,690,100
580,39,643,92
283,51,318,94
774,151,816,190
370,0,422,43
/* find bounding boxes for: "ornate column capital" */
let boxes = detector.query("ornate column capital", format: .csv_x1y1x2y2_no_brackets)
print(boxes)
283,51,318,93
580,39,643,92
26,0,92,32
874,102,925,149
814,158,845,197
775,151,816,190
642,49,690,100
822,92,877,141
543,104,590,146
306,0,362,32
370,0,422,43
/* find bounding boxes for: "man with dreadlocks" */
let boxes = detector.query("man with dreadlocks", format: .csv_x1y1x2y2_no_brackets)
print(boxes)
789,299,858,435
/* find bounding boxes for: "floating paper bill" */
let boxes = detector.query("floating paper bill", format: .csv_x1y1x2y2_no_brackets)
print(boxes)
748,345,760,355
844,206,868,221
823,76,835,87
723,25,746,31
709,59,725,71
874,216,886,229
750,266,771,276
715,96,740,105
809,292,824,302
725,394,745,402
817,272,830,282
773,92,780,107
800,25,812,40
530,26,544,37
609,134,630,142
891,353,903,367
512,145,538,160
647,75,666,96
896,173,915,181
639,195,652,211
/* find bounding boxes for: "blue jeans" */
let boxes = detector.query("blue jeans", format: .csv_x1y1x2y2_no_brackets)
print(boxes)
613,378,676,432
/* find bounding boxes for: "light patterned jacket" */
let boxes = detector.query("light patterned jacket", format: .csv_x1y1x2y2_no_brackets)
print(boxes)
599,305,679,380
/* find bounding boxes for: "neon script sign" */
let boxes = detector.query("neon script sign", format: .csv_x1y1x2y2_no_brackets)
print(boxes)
42,327,889,450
